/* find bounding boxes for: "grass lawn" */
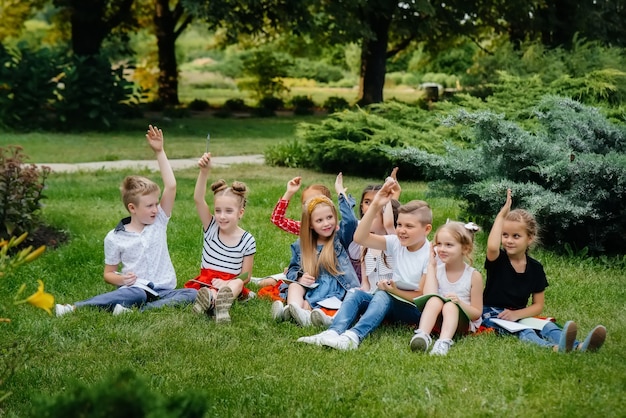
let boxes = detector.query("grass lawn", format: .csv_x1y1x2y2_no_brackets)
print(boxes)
0,120,624,417
0,116,321,163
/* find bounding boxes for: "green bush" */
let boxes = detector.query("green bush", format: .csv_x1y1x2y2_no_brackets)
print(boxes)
290,95,316,115
53,54,137,130
401,73,421,87
223,98,247,112
0,146,50,240
322,96,350,113
255,96,284,117
237,47,291,100
392,96,626,255
266,102,456,178
187,99,210,111
0,44,138,131
32,369,207,418
0,44,60,130
263,139,312,168
289,58,344,83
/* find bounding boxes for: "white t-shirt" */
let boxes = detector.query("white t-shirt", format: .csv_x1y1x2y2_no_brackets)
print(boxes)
384,235,430,289
104,206,176,290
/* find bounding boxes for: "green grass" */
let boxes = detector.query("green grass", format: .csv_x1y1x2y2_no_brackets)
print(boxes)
0,116,320,163
0,120,624,417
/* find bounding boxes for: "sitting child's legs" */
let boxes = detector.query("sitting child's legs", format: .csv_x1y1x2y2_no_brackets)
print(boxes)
75,287,146,311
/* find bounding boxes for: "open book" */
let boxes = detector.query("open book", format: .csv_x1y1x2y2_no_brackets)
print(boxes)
413,294,471,335
281,276,319,289
489,317,554,333
120,280,159,297
317,296,342,310
250,272,286,285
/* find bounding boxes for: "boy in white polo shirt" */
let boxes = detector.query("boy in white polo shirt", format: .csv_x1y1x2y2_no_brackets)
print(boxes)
55,125,197,316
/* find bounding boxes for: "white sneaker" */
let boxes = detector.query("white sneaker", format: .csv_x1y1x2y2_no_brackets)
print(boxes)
410,329,432,352
55,304,75,317
272,300,286,322
289,303,312,327
214,287,235,324
193,287,214,315
311,308,332,328
112,304,131,316
430,338,454,356
321,330,359,351
297,330,340,345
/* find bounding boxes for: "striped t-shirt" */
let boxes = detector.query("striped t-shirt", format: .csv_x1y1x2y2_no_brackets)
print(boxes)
200,217,256,274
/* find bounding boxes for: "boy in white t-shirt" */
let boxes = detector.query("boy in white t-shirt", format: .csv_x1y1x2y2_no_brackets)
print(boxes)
299,178,432,350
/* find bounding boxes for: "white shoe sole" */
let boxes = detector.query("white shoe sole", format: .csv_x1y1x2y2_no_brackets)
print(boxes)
214,287,234,323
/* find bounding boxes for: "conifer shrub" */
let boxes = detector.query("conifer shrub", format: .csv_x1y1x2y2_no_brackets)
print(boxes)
392,96,626,255
265,101,468,178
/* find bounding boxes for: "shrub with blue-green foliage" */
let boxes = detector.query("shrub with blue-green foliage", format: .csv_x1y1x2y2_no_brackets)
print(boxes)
392,96,626,255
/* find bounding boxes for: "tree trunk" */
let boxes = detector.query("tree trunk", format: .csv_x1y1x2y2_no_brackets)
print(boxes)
357,15,391,106
154,0,180,106
69,0,109,56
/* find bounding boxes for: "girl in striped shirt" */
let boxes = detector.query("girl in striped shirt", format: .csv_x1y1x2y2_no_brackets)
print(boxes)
185,152,256,323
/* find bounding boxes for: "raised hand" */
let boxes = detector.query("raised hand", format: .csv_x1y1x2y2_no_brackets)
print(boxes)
335,172,347,195
146,125,164,153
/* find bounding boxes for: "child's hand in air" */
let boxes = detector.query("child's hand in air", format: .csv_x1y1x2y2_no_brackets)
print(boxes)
335,172,347,196
198,152,212,171
373,177,398,207
282,176,302,200
146,125,164,153
388,167,401,199
500,188,512,214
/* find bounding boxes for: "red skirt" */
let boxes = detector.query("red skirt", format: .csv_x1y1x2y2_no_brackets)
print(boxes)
184,268,250,299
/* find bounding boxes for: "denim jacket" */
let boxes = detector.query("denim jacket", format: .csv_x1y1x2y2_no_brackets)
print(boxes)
285,193,360,306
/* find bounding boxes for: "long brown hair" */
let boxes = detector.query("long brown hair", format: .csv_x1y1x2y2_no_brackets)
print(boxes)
299,196,340,278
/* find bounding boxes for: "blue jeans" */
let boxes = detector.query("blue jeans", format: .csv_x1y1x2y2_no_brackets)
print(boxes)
482,306,578,349
330,290,421,342
75,286,197,312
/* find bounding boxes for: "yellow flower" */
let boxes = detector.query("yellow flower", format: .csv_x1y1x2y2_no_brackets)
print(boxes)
15,280,55,315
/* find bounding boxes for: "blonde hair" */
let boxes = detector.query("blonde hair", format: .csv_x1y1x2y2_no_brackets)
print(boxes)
505,209,540,250
211,179,248,209
121,175,160,211
435,221,480,265
299,196,340,277
398,200,433,225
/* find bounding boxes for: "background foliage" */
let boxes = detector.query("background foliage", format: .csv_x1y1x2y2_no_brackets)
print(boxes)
391,96,626,256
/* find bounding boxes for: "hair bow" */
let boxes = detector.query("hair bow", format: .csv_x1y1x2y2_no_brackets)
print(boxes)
464,222,480,232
